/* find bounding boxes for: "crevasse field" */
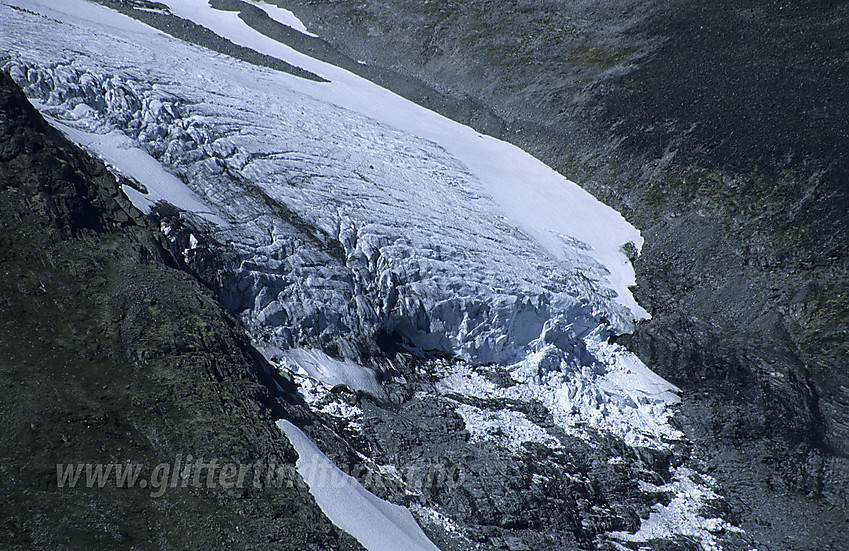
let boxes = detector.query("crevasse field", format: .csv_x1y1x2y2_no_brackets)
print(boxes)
0,1,742,549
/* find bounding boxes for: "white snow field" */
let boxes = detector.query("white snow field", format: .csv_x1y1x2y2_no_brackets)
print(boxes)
241,0,318,37
278,347,386,398
278,420,440,551
156,0,649,326
0,0,738,548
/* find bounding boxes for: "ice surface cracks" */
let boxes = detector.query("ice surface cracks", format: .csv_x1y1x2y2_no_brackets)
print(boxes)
0,10,737,545
3,54,627,367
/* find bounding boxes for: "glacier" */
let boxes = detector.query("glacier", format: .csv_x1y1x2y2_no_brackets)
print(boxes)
0,0,742,549
1,0,642,367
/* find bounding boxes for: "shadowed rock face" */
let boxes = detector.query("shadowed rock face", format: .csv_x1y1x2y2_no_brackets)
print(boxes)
0,70,363,551
5,0,848,547
239,0,849,546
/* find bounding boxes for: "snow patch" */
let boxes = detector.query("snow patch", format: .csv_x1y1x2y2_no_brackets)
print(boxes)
612,467,742,551
51,121,225,223
243,0,318,37
278,347,385,398
278,419,440,551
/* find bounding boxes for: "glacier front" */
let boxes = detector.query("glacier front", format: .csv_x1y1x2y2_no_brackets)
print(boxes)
0,1,743,549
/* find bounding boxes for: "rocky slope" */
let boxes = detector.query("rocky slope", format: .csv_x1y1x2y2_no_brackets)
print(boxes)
0,69,363,550
3,0,848,549
233,0,849,548
0,1,743,548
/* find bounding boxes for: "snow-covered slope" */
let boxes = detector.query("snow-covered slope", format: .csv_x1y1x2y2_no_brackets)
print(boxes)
157,0,649,325
2,0,647,364
278,419,440,551
0,1,740,549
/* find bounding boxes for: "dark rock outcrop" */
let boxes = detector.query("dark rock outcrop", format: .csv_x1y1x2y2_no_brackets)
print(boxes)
8,0,849,547
0,69,362,550
238,0,849,548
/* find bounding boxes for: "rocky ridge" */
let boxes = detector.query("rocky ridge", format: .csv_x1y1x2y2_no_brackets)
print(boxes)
0,68,363,550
